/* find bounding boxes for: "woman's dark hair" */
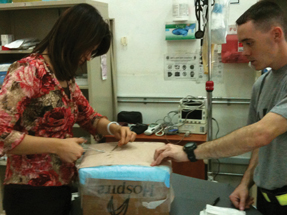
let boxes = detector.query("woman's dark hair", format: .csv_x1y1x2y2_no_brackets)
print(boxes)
33,3,111,81
236,1,287,40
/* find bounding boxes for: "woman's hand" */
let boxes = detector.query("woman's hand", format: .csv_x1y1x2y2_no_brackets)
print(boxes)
7,135,85,164
96,118,137,146
111,126,137,146
55,137,85,163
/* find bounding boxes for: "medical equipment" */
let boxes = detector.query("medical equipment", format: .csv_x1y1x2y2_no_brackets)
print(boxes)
144,123,162,135
194,0,206,39
178,97,207,134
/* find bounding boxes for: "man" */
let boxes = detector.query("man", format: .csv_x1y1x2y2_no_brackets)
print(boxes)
151,1,287,215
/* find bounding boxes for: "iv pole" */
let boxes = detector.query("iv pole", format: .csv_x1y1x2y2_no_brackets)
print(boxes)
206,0,214,179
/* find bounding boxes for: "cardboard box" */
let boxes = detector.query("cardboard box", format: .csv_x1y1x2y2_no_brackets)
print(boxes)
0,0,12,3
79,142,173,215
12,0,41,2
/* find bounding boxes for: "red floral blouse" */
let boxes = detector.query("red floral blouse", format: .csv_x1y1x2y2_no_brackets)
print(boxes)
0,54,103,186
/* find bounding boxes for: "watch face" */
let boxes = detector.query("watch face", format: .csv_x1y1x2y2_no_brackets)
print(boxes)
185,142,195,147
185,142,196,150
184,142,197,162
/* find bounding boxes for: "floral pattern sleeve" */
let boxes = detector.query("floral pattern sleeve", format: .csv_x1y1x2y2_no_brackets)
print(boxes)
73,84,105,141
0,61,43,155
1,54,96,186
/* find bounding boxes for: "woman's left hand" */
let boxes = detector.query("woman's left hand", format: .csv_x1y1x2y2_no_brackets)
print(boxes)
113,126,137,146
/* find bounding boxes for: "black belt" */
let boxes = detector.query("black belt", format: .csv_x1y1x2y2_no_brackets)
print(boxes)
260,186,287,206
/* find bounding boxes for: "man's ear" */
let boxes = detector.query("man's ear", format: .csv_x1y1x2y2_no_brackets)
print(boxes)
272,26,284,42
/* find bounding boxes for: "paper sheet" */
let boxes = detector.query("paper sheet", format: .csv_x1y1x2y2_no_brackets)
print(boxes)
200,204,246,215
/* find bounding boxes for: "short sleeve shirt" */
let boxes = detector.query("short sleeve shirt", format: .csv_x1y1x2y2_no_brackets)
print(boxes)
248,64,287,190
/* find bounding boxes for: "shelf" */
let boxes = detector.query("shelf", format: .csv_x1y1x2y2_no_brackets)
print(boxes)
78,85,88,90
0,160,6,166
0,0,107,10
0,50,32,54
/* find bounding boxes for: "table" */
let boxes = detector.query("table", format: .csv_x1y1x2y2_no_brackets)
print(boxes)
170,173,262,215
105,133,207,179
71,173,262,215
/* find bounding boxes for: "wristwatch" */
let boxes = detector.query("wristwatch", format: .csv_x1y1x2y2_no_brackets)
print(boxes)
183,142,197,162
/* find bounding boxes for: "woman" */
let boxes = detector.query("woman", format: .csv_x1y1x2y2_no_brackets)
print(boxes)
0,3,136,215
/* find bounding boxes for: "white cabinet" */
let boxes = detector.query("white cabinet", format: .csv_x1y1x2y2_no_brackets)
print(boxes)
0,0,117,144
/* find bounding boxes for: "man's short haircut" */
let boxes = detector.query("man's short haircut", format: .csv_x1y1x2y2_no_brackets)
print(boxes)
236,1,287,39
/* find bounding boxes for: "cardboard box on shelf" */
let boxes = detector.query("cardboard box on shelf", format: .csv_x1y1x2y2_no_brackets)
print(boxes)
1,34,13,46
12,0,41,2
78,142,173,215
0,0,12,3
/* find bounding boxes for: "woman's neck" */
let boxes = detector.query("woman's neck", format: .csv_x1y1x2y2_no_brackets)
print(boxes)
42,49,68,88
42,50,54,73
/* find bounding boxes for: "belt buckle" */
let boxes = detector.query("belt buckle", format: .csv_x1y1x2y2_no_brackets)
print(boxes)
261,188,287,206
275,193,287,206
261,191,271,203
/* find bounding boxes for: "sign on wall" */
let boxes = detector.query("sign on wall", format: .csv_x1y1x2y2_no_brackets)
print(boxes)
164,53,200,81
164,51,224,83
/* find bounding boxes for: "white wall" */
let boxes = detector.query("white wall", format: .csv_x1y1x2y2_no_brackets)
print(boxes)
99,0,257,134
90,0,261,137
94,0,260,189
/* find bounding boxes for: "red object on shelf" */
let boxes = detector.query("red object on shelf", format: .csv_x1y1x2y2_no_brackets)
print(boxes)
1,46,10,51
221,34,249,63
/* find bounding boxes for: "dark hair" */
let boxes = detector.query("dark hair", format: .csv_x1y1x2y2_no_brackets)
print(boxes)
236,1,287,39
33,3,111,81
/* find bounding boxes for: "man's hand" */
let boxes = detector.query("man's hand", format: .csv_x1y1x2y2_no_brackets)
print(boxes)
229,184,254,211
113,126,137,146
151,143,189,166
55,137,85,163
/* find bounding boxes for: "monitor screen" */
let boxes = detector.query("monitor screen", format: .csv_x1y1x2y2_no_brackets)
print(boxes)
181,109,202,120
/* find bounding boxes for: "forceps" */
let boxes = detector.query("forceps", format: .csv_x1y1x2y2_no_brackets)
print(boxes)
111,145,118,151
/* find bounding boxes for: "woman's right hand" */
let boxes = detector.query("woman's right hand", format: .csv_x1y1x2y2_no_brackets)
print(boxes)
55,138,85,163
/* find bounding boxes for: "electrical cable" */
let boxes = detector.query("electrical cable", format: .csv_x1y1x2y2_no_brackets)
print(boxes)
150,95,205,143
164,132,188,145
154,110,179,137
155,126,165,136
213,117,219,139
212,117,221,180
